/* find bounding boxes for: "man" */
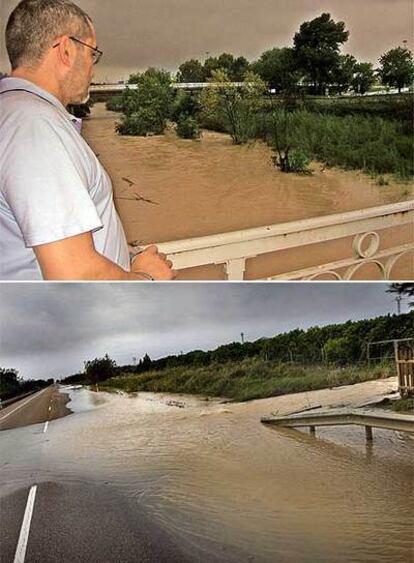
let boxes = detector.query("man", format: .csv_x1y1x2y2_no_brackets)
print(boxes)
0,0,175,280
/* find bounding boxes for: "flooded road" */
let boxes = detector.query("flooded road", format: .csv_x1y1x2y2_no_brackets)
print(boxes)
1,379,412,562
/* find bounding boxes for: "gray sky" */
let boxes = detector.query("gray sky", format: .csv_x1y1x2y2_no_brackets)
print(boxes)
1,0,413,81
0,283,408,380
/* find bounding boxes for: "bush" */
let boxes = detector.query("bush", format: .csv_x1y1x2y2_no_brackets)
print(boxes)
84,354,117,384
392,398,414,412
116,108,166,136
262,108,413,179
199,69,267,144
106,95,124,112
171,90,200,122
176,116,201,139
116,68,172,137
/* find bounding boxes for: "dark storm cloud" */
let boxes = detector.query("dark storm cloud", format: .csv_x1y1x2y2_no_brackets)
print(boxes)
0,283,406,380
1,0,412,80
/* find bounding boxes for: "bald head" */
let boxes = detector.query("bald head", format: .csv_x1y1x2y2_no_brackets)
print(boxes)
6,0,93,70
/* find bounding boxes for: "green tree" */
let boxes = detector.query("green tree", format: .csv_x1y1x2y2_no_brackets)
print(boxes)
331,54,357,94
204,53,248,81
84,354,117,384
117,68,173,136
252,47,300,93
231,56,251,81
200,69,267,144
265,111,311,174
293,13,349,95
324,337,355,365
378,47,414,93
177,59,205,82
0,367,20,397
352,62,376,94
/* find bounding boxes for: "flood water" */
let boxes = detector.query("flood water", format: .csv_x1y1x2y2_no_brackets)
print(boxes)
82,105,411,247
1,382,413,562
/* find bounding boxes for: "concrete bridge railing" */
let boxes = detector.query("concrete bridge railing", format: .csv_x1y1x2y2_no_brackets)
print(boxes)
153,200,414,280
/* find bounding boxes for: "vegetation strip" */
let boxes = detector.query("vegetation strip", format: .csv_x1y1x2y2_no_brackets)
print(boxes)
64,311,413,403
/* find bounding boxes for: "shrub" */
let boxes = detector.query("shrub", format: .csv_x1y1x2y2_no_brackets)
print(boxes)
176,116,201,139
116,108,166,136
171,90,200,122
199,69,267,144
116,68,173,136
106,95,124,112
84,354,117,384
262,108,413,179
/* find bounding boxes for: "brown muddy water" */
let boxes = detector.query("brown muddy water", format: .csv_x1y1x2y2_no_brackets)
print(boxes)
82,104,412,247
1,378,412,562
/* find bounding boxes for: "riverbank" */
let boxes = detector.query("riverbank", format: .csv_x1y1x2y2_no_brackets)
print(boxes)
82,104,412,248
101,358,395,402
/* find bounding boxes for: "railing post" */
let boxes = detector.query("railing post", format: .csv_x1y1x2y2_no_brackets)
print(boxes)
225,258,246,280
365,426,373,442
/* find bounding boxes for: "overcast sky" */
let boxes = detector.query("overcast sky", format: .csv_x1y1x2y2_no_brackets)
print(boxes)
1,0,412,81
0,283,408,380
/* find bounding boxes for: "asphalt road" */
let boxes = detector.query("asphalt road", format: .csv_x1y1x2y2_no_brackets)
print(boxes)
0,386,71,431
0,482,194,563
0,388,205,563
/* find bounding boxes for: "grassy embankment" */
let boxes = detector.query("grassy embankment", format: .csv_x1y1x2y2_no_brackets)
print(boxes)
235,95,413,181
100,357,394,402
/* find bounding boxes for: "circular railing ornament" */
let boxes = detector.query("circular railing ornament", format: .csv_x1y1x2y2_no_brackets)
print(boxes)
344,260,385,280
353,231,380,259
385,250,414,279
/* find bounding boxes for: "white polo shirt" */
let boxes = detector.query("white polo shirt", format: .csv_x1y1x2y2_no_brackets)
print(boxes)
0,77,130,280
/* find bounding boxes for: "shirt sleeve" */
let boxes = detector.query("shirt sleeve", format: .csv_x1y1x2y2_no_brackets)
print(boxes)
2,115,103,247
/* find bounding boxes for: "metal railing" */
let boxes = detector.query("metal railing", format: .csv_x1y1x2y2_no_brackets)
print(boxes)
154,200,414,280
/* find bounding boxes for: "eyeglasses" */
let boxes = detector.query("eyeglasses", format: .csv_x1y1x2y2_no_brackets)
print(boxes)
53,36,103,65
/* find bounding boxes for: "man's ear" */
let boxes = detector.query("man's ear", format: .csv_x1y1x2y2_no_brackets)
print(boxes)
54,36,74,68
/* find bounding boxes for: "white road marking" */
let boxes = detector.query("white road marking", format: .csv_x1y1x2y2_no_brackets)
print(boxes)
13,485,37,563
0,388,49,422
43,421,49,433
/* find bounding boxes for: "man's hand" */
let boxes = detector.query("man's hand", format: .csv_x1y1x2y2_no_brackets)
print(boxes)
131,245,176,280
33,233,176,280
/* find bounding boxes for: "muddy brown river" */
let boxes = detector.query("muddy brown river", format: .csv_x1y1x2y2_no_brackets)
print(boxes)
82,104,412,247
81,105,413,281
1,379,412,562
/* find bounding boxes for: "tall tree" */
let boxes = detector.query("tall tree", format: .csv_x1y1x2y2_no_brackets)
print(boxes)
293,13,349,95
378,47,414,93
252,47,300,93
204,53,239,80
331,54,357,94
352,62,376,94
231,56,251,81
177,59,205,83
200,69,267,145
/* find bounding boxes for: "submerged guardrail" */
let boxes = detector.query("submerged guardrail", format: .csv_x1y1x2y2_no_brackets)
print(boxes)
261,408,414,441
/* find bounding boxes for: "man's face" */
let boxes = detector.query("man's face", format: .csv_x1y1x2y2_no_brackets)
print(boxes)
66,27,97,104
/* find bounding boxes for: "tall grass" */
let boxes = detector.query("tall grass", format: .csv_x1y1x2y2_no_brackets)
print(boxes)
257,109,413,179
101,357,394,402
